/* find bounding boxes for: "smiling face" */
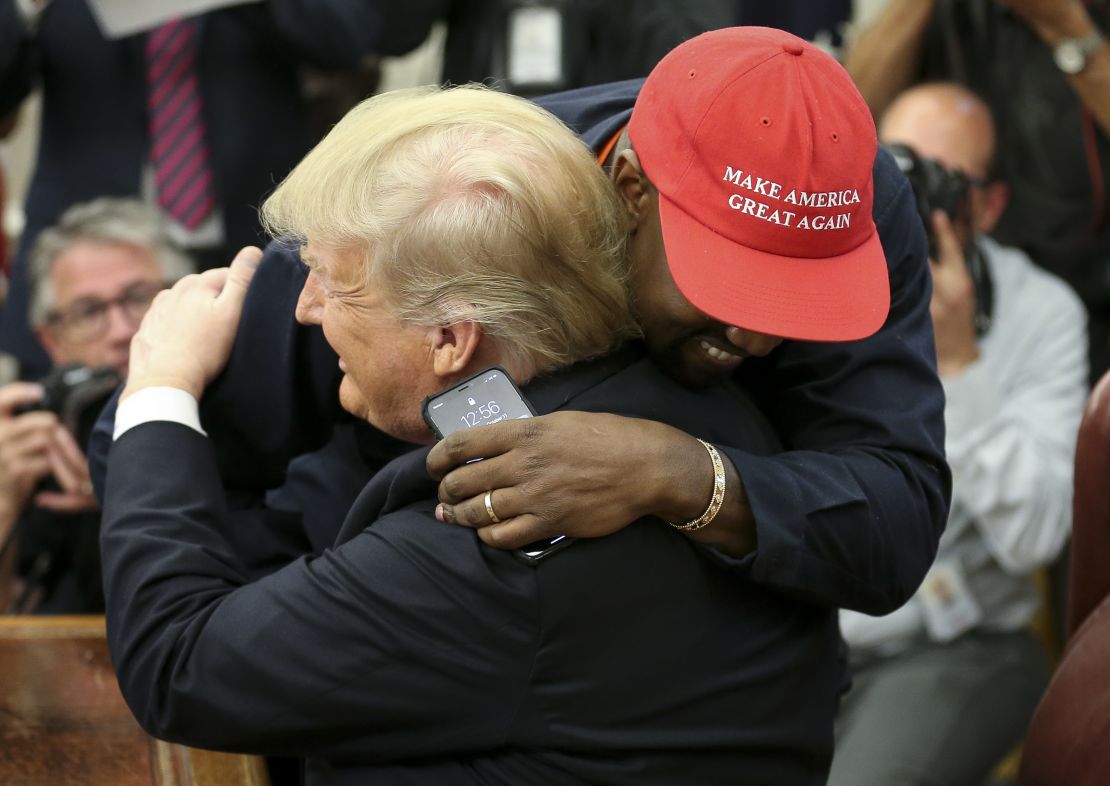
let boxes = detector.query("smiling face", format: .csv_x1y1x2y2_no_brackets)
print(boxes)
294,242,442,443
617,154,784,389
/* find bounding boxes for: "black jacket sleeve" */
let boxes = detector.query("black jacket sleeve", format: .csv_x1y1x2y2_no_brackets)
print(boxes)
726,148,950,614
200,239,346,490
102,422,534,758
229,0,409,68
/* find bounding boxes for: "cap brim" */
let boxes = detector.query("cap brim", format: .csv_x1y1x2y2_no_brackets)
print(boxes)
656,193,891,342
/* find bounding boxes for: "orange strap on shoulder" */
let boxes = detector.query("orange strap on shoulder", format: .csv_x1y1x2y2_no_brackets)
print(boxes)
596,124,627,166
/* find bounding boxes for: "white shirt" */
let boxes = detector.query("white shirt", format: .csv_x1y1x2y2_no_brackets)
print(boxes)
114,386,204,440
841,236,1089,653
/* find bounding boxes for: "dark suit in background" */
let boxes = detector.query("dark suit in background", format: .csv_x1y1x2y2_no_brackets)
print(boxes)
733,0,852,46
390,0,733,96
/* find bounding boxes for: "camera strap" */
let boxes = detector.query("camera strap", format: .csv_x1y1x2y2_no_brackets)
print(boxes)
968,239,994,337
1081,109,1108,233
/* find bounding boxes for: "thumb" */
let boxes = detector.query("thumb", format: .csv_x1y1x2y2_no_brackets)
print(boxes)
218,246,263,309
0,382,46,417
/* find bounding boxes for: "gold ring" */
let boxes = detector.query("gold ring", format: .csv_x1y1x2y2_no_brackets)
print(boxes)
484,490,501,524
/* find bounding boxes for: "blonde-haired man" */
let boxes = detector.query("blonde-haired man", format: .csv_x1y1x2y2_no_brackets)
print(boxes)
99,86,830,785
260,84,633,409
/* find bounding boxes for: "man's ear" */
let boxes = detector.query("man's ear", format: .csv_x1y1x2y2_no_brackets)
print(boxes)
430,319,482,378
612,149,651,233
972,181,1009,234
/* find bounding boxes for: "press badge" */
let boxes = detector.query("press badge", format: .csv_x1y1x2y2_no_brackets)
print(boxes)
918,558,982,642
507,5,564,88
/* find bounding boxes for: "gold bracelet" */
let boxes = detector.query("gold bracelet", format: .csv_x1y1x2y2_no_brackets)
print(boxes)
669,439,726,532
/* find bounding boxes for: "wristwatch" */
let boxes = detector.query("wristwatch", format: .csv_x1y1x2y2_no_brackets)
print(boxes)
1054,30,1106,75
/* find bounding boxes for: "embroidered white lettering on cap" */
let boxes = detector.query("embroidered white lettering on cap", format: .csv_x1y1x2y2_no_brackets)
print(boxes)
628,27,890,342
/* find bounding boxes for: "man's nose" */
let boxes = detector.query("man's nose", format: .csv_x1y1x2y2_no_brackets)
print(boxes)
295,272,324,325
724,326,784,358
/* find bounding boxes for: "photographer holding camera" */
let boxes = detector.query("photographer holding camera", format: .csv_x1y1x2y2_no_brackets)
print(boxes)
846,0,1110,380
0,198,190,612
830,82,1089,786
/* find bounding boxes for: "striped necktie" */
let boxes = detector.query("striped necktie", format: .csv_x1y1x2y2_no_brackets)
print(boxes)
146,19,216,230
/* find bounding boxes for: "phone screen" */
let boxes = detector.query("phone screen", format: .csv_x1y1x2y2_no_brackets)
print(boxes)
422,367,572,565
423,367,534,439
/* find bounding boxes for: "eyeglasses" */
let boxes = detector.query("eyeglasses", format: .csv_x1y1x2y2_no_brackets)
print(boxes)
45,281,167,341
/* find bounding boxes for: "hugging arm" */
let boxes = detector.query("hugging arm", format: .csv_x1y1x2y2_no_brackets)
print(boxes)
103,422,527,758
430,153,950,615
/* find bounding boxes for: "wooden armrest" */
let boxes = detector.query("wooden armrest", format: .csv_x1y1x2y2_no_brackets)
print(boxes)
0,615,269,786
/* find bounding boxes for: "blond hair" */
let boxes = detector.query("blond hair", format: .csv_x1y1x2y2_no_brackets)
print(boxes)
261,85,637,375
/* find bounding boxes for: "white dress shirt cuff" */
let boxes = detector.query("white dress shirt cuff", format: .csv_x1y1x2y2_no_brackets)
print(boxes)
113,386,206,440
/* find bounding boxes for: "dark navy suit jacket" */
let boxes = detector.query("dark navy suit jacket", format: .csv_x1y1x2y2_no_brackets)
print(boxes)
103,348,844,786
89,78,948,614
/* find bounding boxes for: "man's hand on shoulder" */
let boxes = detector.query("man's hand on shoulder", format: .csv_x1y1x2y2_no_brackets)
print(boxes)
124,246,263,401
426,411,681,548
426,410,755,556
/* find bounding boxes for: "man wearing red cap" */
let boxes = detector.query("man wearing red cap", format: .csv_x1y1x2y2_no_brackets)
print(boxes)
429,27,949,616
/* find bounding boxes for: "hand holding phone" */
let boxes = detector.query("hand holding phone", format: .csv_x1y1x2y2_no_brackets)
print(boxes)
422,367,574,564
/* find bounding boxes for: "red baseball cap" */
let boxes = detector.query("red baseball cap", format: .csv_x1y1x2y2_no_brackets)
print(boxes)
628,27,890,342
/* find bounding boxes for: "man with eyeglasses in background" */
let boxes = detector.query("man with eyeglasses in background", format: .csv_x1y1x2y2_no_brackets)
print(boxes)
0,198,190,612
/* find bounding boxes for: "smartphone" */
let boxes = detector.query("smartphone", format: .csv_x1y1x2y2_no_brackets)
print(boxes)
422,366,535,439
421,367,574,565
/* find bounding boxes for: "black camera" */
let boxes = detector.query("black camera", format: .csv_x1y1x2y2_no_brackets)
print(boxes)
885,143,973,254
885,143,993,336
17,364,122,449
